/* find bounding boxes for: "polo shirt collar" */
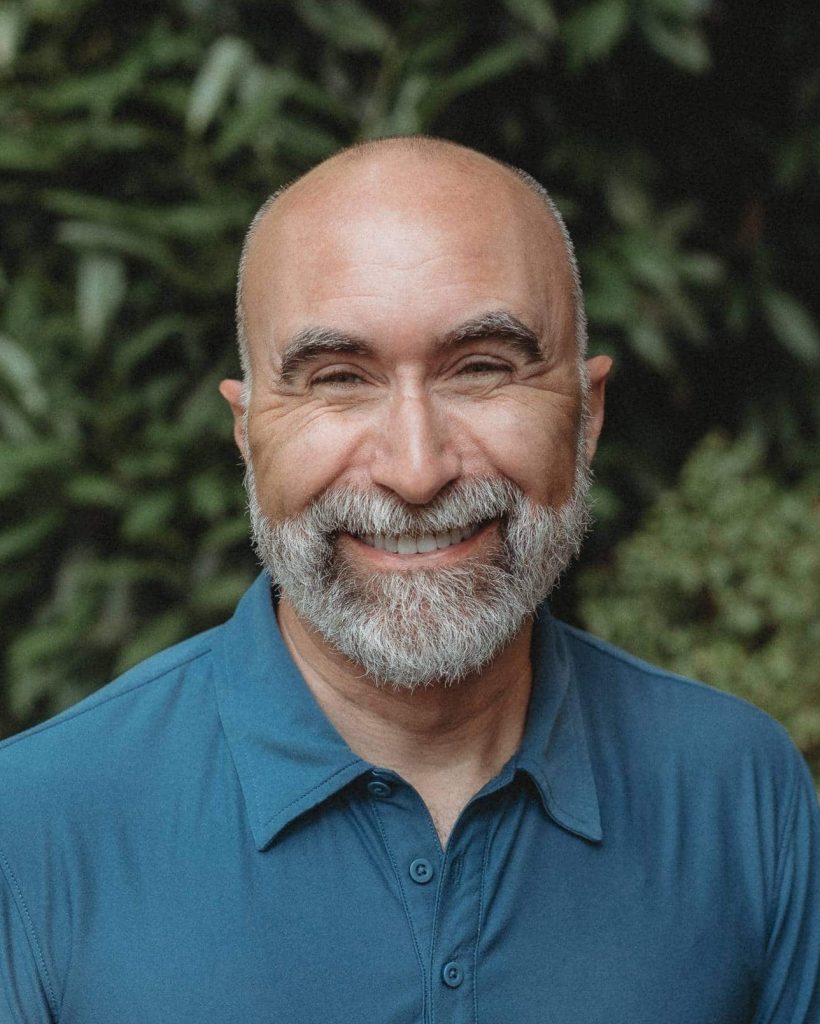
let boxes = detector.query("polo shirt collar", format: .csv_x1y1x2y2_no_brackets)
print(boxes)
214,572,602,850
513,608,603,843
213,573,368,850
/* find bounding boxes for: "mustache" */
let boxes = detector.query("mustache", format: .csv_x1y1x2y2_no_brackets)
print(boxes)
298,477,523,538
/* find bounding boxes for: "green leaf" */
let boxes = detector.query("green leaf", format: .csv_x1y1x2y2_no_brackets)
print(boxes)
0,404,35,443
118,451,177,481
121,492,178,542
274,116,341,162
28,62,145,115
58,219,169,264
0,333,47,415
189,472,229,520
66,475,127,508
405,27,463,70
2,272,43,342
444,39,533,96
186,36,252,135
618,234,677,291
583,254,635,327
763,290,820,364
0,129,64,170
606,175,652,228
296,0,391,54
503,0,558,37
76,252,127,348
115,610,189,675
190,571,253,614
662,284,708,343
213,67,295,160
8,624,74,716
155,202,250,240
419,40,533,122
642,19,711,73
0,440,72,483
562,0,630,69
82,557,175,587
679,252,723,286
0,511,61,563
588,480,622,522
0,1,26,69
201,518,250,552
645,0,712,18
378,74,430,135
111,316,186,379
23,0,63,20
57,218,175,271
627,321,676,372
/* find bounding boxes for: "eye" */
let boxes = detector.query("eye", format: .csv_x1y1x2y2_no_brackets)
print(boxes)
312,369,368,388
456,358,511,376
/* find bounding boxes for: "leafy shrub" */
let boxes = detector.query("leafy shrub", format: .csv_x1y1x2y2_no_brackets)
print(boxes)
579,434,820,777
1,0,818,738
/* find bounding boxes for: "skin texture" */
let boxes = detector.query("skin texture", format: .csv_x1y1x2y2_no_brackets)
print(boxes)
220,140,611,844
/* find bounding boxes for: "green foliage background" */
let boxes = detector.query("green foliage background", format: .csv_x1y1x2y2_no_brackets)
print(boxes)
1,0,818,774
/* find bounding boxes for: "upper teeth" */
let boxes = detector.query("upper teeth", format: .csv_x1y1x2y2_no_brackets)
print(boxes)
358,524,480,554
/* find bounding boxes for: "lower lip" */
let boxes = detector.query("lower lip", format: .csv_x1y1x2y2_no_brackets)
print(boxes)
339,519,500,567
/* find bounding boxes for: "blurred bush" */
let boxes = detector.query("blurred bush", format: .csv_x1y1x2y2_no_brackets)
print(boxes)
579,434,820,777
0,0,818,768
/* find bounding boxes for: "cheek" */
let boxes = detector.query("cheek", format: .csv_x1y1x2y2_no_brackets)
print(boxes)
249,408,366,520
462,400,579,507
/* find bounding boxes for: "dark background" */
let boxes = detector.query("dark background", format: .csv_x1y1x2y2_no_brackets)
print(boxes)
1,0,818,775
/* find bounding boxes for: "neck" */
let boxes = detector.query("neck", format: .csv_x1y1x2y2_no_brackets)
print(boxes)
276,599,533,846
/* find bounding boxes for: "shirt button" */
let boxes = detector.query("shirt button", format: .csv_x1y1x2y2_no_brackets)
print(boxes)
367,779,392,798
442,961,463,988
409,858,434,884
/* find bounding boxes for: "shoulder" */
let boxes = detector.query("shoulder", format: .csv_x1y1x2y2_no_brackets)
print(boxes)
0,625,229,1014
556,619,803,781
554,621,816,882
0,627,220,821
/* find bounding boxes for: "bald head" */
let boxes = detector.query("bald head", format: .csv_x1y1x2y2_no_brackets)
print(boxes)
235,137,586,394
220,134,613,659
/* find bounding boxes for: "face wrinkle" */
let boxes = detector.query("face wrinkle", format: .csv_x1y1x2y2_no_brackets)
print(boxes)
242,400,592,690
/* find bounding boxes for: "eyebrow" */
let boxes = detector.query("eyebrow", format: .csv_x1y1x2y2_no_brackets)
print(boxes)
277,327,372,384
275,309,544,385
439,310,543,362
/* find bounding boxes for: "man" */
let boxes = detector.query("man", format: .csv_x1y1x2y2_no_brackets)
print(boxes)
1,137,817,1023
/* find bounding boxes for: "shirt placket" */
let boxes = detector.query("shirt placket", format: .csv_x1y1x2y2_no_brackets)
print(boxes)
426,803,493,1024
366,767,510,1024
365,767,441,1015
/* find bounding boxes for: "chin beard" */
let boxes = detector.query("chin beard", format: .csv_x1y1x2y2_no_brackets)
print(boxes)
242,459,592,690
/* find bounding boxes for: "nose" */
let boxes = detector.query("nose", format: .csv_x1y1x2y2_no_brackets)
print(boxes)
369,391,462,505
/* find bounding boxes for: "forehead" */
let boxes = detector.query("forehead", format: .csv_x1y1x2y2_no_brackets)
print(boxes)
242,150,575,361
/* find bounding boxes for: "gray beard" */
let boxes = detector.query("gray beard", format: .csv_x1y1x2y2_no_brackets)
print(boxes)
244,453,591,690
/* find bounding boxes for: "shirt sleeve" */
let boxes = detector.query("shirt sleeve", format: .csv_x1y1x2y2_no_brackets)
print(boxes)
0,851,55,1024
752,753,820,1023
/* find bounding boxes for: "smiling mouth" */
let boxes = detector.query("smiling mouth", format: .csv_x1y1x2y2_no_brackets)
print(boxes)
353,520,490,555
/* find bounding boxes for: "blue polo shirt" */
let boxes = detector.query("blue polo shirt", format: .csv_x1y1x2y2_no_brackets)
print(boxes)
1,572,818,1023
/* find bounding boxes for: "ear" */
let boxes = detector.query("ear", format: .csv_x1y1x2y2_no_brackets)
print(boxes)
218,379,248,460
583,355,612,464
